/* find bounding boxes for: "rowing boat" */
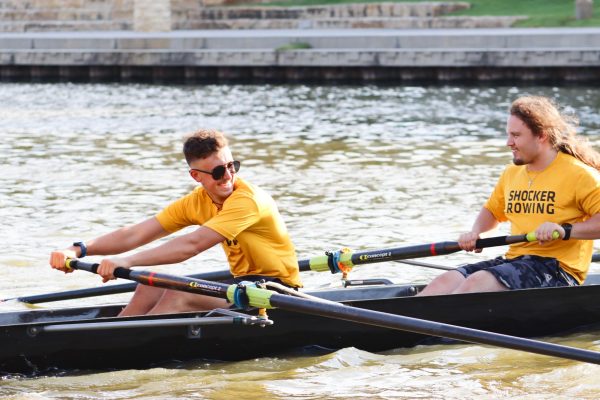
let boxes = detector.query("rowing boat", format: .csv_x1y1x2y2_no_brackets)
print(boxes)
3,273,600,376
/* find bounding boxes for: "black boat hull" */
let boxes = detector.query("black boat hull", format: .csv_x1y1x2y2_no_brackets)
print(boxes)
2,283,600,375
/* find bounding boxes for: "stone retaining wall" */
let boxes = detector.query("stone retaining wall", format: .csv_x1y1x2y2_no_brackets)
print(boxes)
0,0,525,31
174,16,524,30
0,0,133,31
176,2,470,20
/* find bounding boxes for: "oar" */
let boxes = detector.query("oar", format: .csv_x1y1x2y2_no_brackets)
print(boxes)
2,269,233,304
298,233,542,273
4,233,535,304
66,258,600,365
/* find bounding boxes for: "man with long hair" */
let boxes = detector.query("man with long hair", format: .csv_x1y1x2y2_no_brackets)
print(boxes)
50,129,302,315
420,96,600,295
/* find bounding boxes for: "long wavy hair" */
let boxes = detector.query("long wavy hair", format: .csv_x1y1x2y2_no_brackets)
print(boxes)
510,96,600,171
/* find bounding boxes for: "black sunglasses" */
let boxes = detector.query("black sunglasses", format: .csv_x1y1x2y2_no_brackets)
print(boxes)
190,160,241,181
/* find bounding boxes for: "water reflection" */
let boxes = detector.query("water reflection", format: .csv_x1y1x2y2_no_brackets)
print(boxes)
2,83,600,284
1,83,600,397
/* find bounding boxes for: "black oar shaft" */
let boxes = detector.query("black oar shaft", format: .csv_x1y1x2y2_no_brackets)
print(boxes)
353,234,528,263
14,283,136,304
69,259,600,365
350,242,461,266
71,260,231,297
299,234,530,272
269,293,600,365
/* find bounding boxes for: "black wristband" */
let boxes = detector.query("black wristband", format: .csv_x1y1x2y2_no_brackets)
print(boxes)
72,241,87,257
561,224,572,241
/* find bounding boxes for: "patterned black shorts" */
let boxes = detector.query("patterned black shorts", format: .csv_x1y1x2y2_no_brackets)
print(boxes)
455,255,579,290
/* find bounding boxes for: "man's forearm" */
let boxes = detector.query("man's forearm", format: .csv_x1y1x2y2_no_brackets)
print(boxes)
471,207,499,236
569,214,600,240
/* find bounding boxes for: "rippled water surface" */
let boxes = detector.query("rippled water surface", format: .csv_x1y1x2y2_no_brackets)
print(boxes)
1,83,600,398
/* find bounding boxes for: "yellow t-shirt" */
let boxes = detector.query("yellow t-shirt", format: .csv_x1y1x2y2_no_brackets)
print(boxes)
485,152,600,283
155,177,302,287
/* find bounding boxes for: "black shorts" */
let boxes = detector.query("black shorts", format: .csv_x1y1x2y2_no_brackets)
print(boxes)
455,255,579,290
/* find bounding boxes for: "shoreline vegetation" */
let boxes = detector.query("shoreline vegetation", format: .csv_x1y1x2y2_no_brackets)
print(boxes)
244,0,600,28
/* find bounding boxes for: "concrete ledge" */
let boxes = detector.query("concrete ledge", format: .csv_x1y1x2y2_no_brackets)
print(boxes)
1,28,599,83
2,28,600,49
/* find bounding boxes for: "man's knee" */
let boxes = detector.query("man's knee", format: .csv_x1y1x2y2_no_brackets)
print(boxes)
431,270,465,288
454,270,506,293
419,270,465,296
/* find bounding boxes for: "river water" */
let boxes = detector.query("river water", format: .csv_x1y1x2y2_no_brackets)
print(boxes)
1,83,600,399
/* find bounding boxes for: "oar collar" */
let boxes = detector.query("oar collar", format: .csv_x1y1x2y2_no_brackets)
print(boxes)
226,281,275,309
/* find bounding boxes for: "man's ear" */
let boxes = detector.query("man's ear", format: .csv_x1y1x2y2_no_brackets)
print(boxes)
189,170,202,183
537,131,549,144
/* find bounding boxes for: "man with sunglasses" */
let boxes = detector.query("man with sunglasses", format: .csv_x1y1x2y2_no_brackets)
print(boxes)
49,129,302,316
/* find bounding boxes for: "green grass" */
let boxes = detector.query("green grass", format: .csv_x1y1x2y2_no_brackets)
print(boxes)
275,42,313,51
249,0,600,27
450,0,600,27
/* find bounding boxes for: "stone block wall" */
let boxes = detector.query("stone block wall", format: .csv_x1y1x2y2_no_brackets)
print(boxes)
0,0,133,31
170,2,474,29
0,0,525,31
133,0,171,31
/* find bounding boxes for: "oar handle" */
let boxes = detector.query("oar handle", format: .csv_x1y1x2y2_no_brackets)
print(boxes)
65,258,131,279
66,259,135,281
474,235,515,248
474,231,555,248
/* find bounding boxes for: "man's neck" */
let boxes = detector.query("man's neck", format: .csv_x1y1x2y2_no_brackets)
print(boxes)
528,148,559,171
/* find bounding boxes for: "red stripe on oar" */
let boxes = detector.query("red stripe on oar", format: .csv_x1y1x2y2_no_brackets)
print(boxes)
430,243,437,256
148,272,156,286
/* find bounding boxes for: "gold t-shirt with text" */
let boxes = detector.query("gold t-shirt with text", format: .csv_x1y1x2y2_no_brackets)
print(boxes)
156,177,301,287
485,152,600,283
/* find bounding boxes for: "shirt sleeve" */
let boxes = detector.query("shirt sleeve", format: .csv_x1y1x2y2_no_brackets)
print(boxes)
576,169,600,216
155,192,199,233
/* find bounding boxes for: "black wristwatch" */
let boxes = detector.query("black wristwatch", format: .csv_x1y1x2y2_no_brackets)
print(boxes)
72,241,87,257
561,224,572,241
